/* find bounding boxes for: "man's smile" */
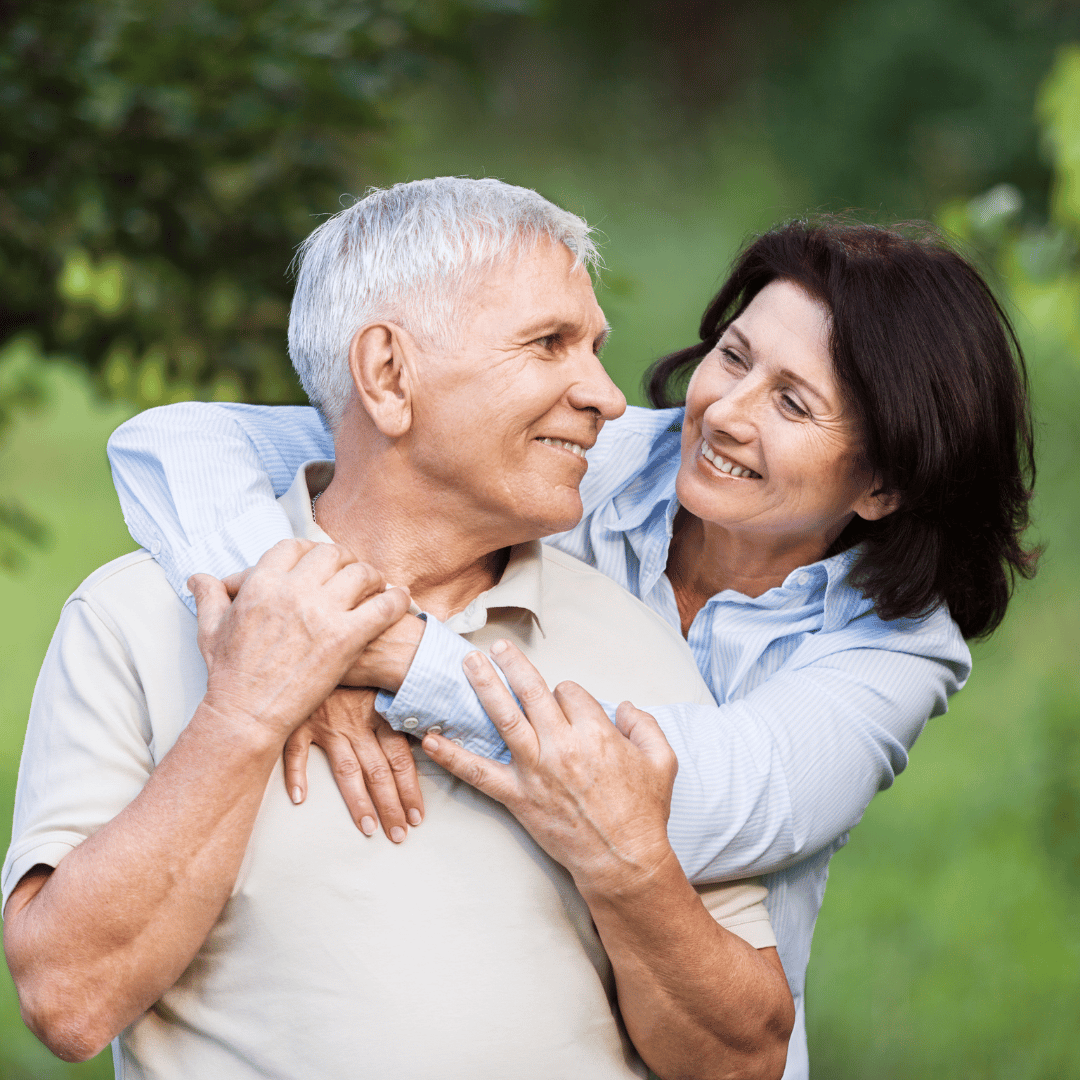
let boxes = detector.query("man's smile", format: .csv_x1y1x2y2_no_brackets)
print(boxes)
535,437,588,460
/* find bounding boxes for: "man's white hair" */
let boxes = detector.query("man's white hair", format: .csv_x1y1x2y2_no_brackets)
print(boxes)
288,177,600,430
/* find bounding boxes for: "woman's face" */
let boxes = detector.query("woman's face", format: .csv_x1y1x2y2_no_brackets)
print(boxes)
676,279,893,560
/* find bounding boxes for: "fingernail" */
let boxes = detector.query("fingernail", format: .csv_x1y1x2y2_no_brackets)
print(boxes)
490,639,508,655
390,826,406,843
291,787,303,805
463,651,482,673
360,815,377,836
422,735,439,753
407,808,422,826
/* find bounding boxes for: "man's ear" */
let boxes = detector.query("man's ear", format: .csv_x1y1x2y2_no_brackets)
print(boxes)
347,324,415,439
853,480,901,522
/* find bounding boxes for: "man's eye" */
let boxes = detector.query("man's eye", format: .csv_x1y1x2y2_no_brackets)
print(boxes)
534,334,559,350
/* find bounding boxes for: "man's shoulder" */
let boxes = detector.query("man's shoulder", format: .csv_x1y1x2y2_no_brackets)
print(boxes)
538,546,712,705
68,550,192,630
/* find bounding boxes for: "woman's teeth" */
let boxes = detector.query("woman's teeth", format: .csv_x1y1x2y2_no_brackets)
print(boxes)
537,437,587,459
701,441,761,478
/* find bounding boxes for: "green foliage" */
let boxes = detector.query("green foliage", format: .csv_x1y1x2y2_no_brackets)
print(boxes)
0,0,522,567
0,0,514,411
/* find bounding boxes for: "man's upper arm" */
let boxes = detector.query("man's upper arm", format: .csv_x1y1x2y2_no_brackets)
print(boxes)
2,596,154,911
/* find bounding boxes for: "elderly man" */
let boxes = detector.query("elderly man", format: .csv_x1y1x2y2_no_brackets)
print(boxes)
3,179,792,1080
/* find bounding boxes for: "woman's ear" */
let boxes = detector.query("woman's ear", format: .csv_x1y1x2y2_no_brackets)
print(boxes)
347,324,414,439
854,481,901,522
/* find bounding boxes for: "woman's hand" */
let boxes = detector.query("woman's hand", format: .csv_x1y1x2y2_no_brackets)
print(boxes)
420,639,678,898
284,687,424,843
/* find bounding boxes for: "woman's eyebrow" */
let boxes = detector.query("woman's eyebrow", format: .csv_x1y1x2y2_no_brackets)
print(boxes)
779,368,831,408
726,324,752,350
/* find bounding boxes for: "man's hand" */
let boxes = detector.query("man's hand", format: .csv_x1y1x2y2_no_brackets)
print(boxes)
189,539,411,744
284,687,424,843
221,567,426,694
420,638,678,898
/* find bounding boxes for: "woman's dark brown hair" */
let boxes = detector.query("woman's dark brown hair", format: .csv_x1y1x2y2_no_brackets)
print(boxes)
645,217,1038,639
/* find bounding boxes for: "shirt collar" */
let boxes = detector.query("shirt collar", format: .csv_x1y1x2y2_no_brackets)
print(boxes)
278,461,545,635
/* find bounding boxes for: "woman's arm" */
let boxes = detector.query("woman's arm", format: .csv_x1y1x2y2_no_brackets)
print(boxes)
364,612,969,881
107,402,332,611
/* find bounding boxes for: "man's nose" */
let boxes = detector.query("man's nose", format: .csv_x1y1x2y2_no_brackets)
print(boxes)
568,353,627,421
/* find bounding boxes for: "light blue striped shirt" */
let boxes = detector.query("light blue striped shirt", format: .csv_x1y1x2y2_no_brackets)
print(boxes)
107,402,971,1080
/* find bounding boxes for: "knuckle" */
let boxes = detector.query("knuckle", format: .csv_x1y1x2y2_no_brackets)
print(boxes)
517,681,547,706
283,741,309,762
332,756,363,779
461,760,487,788
363,761,392,785
385,746,416,772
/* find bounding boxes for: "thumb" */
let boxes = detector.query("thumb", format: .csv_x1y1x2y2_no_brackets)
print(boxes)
614,701,677,772
188,573,232,652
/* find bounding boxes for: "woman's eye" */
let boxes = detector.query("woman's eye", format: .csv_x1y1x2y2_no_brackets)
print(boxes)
721,347,747,369
780,393,809,419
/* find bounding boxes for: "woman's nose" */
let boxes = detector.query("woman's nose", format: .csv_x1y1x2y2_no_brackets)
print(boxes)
702,378,758,442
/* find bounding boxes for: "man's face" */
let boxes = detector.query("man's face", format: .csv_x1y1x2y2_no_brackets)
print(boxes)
406,238,626,546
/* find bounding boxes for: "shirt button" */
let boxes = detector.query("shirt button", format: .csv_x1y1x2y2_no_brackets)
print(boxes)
451,738,465,748
797,572,810,586
150,539,162,555
402,717,419,730
428,726,442,736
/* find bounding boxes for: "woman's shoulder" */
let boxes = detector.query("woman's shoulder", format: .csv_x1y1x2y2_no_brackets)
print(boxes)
816,550,970,670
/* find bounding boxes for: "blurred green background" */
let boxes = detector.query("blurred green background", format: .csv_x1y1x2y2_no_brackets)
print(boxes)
2,1,1080,1076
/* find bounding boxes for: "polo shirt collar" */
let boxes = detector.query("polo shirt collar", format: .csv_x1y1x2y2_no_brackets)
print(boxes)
278,461,545,635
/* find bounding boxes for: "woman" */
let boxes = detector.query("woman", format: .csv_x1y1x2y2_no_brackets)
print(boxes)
106,216,1036,1077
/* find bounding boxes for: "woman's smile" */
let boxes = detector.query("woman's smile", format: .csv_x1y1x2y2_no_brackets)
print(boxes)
699,440,762,479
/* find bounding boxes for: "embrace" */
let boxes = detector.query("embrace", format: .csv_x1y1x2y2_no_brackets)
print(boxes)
3,178,1035,1080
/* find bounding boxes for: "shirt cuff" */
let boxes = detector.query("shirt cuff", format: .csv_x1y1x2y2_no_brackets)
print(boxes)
375,617,512,762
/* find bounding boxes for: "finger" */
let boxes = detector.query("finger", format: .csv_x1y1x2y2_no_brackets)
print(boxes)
221,567,253,599
283,728,313,805
551,679,614,729
614,701,678,774
420,731,516,806
486,639,569,736
252,537,320,574
292,540,361,586
320,733,380,837
341,586,413,648
353,733,410,843
188,573,232,653
461,650,540,762
322,559,390,610
375,724,425,826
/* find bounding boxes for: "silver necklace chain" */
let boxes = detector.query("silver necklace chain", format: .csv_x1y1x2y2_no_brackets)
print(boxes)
311,490,323,524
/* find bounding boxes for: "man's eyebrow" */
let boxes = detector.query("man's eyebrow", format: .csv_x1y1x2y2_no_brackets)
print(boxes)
517,318,611,344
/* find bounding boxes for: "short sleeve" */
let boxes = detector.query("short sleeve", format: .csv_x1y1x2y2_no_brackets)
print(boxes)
2,597,155,910
696,878,776,950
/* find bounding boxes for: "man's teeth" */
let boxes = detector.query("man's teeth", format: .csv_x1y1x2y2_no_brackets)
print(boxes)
701,441,761,479
537,437,587,459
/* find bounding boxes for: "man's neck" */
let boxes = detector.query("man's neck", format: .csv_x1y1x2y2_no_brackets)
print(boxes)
311,459,515,623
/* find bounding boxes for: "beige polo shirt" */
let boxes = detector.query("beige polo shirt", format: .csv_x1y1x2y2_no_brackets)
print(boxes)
4,462,775,1080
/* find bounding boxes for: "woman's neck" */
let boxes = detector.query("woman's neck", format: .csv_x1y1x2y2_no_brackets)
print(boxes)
665,509,826,636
